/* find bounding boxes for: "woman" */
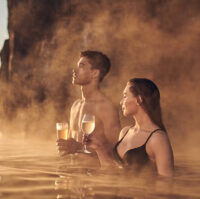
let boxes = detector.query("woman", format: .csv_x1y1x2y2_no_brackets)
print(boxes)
85,78,174,177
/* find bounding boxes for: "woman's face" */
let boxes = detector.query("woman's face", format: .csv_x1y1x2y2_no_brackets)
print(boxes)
120,83,139,117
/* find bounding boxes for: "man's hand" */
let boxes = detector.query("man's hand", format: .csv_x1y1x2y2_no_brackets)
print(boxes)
56,138,82,156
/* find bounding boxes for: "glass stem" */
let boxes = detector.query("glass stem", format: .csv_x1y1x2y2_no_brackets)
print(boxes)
83,144,87,152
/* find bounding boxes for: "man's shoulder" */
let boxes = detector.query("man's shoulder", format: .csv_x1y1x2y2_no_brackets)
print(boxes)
96,96,117,112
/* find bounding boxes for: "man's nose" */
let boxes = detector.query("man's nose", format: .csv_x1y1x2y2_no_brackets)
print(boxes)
120,99,123,105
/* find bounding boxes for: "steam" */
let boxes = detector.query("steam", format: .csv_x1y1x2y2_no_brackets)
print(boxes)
0,0,199,155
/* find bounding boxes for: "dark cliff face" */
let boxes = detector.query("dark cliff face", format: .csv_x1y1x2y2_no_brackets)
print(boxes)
1,0,72,138
0,39,9,81
0,0,200,145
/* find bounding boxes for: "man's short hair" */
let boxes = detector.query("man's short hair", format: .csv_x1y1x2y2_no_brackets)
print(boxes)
80,50,111,82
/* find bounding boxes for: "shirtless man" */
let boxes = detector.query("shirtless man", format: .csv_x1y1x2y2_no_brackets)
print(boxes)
57,51,121,161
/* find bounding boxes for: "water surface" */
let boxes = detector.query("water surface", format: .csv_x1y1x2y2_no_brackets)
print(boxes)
0,139,200,199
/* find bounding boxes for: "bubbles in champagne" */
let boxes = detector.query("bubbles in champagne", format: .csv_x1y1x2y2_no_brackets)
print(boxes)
56,123,69,140
57,129,68,140
81,121,95,134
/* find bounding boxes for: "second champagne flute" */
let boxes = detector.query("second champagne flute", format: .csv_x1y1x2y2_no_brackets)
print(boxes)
81,114,95,153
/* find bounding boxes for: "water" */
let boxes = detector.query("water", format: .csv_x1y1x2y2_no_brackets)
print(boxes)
0,138,200,199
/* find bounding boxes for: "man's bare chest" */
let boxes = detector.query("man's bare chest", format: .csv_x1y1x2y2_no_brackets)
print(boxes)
70,101,97,131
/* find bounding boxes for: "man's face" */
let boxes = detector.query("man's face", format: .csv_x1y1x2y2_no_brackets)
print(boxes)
72,57,93,85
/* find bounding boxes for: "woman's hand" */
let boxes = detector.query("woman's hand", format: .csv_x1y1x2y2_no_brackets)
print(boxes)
82,133,103,150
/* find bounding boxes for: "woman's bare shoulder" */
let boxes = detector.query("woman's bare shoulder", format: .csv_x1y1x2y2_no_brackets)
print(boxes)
118,125,133,140
147,130,171,148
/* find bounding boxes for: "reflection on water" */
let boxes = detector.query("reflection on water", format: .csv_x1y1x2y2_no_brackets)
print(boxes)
0,139,200,199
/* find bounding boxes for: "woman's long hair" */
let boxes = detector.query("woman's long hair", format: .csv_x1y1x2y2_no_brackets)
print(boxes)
129,78,166,131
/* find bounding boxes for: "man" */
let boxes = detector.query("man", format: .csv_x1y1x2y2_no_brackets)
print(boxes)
57,51,120,163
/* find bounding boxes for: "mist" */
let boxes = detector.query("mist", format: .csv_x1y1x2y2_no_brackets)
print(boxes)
0,0,199,156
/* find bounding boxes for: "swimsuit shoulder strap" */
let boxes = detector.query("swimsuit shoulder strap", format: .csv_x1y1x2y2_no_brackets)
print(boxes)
113,125,134,162
144,128,163,145
117,125,133,145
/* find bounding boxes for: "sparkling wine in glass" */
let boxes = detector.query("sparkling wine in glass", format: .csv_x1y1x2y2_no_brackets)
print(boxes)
56,122,69,140
81,114,95,153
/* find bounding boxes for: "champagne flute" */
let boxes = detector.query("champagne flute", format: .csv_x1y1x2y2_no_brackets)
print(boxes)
81,114,95,153
56,122,69,140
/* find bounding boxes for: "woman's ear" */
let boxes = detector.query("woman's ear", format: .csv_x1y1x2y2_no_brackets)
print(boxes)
137,95,143,105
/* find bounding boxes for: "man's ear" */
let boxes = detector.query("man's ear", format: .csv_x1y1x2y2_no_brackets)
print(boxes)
137,95,143,105
92,69,100,80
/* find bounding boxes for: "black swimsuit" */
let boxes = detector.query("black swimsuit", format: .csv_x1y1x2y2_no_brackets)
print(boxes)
113,127,162,171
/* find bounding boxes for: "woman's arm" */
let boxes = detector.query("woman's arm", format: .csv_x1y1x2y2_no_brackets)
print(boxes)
147,131,174,177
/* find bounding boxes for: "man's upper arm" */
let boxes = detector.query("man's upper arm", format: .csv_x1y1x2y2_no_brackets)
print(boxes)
98,103,121,146
70,99,81,118
69,99,81,138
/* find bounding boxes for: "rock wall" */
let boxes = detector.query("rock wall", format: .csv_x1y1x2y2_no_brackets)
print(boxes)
0,39,9,81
